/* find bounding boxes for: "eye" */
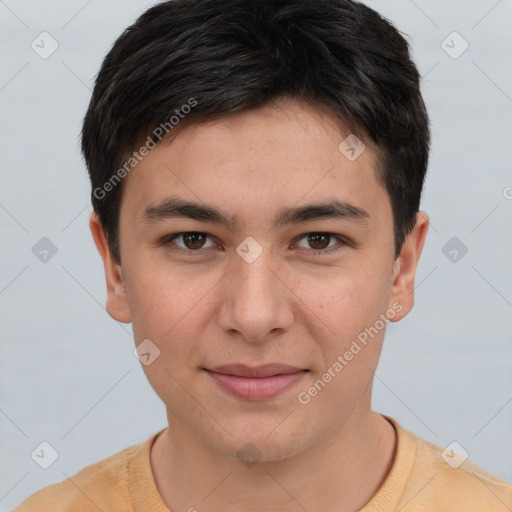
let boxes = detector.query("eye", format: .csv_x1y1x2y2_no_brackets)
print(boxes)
164,232,216,252
293,233,347,255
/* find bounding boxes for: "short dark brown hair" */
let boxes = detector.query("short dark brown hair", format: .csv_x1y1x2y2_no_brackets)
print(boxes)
82,0,430,263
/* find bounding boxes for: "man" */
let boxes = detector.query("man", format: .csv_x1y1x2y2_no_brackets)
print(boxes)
13,0,512,510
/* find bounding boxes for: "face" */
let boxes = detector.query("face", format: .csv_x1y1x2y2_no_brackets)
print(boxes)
91,98,428,462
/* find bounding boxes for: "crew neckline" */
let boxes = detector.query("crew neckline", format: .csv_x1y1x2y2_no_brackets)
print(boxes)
128,427,170,512
127,415,416,512
360,415,417,511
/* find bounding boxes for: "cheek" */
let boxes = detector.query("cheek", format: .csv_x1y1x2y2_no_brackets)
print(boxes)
295,260,392,350
124,263,201,342
126,270,210,403
125,265,226,377
295,272,391,414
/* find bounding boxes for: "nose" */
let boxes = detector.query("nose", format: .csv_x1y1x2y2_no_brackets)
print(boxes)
216,245,295,344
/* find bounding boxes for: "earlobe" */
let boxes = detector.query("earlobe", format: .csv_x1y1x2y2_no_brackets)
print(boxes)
89,212,132,323
388,212,429,323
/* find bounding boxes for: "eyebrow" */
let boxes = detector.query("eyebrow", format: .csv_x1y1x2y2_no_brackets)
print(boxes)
142,195,369,230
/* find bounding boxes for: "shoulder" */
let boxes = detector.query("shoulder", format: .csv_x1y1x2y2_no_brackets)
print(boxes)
11,441,144,512
399,425,512,511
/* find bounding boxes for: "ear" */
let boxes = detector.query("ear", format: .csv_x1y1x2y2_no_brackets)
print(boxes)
89,212,132,323
388,211,429,322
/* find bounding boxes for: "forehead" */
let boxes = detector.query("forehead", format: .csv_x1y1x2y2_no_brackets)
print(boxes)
120,99,389,229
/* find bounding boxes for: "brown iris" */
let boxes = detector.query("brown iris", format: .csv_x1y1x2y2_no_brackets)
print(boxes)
306,233,331,250
182,232,207,250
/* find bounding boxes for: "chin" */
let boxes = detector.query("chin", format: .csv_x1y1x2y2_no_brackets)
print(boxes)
206,421,317,465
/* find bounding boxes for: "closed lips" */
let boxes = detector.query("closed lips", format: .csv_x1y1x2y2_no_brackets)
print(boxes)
204,364,308,401
205,363,307,377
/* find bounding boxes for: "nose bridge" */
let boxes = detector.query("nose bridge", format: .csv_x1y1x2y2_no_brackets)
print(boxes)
237,247,277,293
234,238,280,309
219,237,293,342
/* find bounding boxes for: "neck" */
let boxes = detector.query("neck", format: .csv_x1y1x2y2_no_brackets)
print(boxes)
150,404,396,512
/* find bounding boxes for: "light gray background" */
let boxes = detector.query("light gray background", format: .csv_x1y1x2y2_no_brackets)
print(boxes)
1,0,511,509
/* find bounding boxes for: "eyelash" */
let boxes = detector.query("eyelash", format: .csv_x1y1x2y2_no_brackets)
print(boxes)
162,232,349,256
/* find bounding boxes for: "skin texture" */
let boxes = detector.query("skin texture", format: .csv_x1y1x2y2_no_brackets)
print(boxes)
90,98,429,511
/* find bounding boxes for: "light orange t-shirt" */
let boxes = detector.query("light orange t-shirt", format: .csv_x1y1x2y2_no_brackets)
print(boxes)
12,415,512,511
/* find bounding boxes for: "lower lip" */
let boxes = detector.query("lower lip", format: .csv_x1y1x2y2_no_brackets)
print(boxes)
205,369,307,401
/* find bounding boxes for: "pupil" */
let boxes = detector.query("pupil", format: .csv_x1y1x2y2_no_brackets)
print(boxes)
185,232,204,249
309,233,329,249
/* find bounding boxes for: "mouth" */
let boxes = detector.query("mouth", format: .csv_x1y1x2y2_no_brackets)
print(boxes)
203,364,308,401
